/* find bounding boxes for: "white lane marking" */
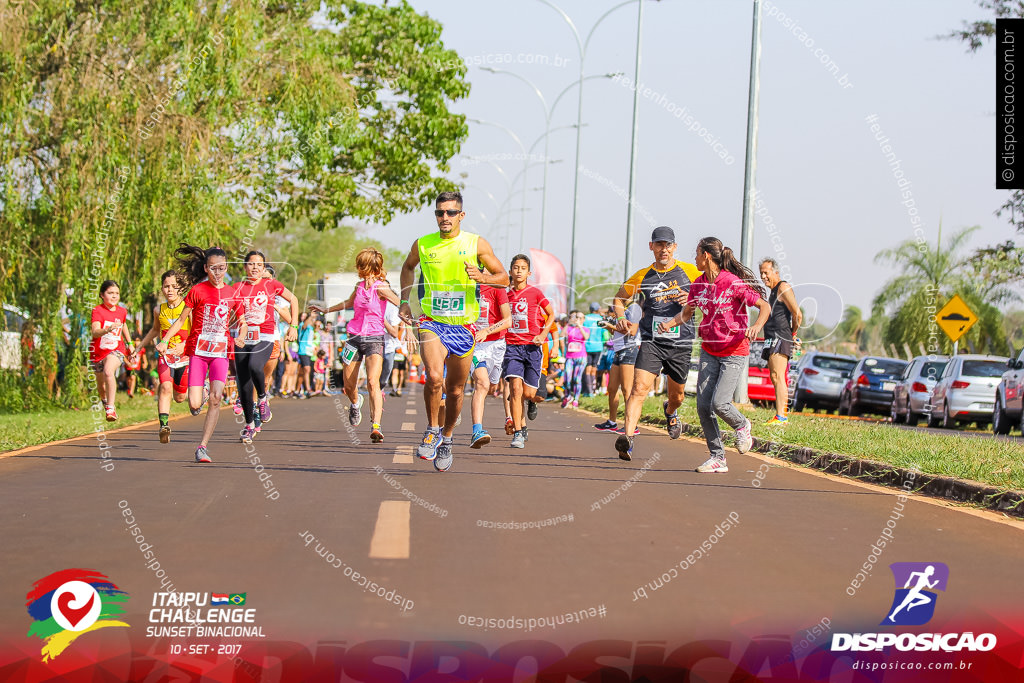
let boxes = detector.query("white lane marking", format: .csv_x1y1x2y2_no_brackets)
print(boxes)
369,501,411,559
401,422,416,431
405,409,416,415
393,446,414,464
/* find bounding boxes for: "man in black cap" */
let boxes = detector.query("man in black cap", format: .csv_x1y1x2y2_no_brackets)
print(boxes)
610,226,701,460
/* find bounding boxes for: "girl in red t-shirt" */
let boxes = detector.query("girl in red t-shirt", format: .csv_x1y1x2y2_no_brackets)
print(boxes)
90,280,136,421
157,245,247,464
232,250,299,442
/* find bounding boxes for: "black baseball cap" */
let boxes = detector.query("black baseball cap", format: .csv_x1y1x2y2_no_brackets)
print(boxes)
651,226,676,243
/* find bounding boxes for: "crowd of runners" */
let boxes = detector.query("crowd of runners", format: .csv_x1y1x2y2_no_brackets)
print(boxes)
88,190,799,472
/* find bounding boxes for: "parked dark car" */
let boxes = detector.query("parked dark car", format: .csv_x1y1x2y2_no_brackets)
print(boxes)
891,355,948,426
994,349,1024,435
838,356,908,417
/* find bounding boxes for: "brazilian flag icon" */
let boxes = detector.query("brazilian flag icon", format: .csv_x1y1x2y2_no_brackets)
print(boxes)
228,593,246,605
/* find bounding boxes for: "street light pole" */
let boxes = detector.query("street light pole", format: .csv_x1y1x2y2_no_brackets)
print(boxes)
479,68,618,253
536,0,646,310
736,0,764,404
623,0,645,281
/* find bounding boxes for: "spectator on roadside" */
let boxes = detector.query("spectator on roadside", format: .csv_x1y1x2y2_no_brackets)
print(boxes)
759,257,802,424
582,303,608,396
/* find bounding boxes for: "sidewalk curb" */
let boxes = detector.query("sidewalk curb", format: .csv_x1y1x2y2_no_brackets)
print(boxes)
575,404,1024,519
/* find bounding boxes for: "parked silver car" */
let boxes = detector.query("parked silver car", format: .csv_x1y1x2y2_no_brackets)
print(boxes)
890,355,949,426
790,351,858,413
993,349,1024,435
927,355,1009,429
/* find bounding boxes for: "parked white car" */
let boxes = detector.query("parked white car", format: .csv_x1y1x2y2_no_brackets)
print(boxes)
927,355,1009,429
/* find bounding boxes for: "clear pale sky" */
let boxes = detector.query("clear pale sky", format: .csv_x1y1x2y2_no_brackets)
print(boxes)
357,0,1008,326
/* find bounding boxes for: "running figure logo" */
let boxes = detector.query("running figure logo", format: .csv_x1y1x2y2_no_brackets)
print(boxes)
882,562,949,626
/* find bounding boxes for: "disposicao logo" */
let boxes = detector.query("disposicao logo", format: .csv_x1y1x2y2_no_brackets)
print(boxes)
831,562,997,653
883,562,948,626
26,569,130,662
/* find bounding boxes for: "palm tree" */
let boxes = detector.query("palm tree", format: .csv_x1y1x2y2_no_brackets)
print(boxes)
873,223,1011,354
872,223,978,313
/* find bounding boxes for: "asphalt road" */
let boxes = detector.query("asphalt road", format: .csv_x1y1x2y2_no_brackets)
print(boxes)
2,386,1022,678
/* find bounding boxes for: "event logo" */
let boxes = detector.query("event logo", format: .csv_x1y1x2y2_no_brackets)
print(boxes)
883,562,948,626
25,569,130,662
832,561,995,653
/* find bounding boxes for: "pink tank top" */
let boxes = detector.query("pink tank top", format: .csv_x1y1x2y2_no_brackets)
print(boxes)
565,326,587,359
347,279,387,337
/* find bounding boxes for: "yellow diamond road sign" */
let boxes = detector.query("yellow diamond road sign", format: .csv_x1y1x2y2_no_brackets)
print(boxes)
935,295,977,343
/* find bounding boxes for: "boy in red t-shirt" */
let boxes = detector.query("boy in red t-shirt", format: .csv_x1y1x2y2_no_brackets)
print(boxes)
500,254,556,448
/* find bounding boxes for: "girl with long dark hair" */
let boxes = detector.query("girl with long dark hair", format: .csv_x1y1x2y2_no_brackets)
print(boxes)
156,244,247,463
657,237,771,473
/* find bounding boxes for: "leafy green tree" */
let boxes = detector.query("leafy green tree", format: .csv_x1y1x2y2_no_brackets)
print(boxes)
247,221,405,304
0,0,469,408
871,225,1012,354
947,1,1024,288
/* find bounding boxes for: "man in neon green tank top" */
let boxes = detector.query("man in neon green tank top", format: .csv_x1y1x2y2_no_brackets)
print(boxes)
399,191,509,472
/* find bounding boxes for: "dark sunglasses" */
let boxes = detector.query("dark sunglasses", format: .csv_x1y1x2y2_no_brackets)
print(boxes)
434,209,461,217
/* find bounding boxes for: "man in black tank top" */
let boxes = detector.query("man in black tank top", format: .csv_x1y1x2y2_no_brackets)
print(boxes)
759,258,802,424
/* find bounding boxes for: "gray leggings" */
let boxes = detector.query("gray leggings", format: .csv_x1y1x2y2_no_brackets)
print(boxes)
695,350,747,460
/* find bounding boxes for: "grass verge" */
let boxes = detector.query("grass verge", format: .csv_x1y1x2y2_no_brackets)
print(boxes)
0,395,192,453
577,394,1024,493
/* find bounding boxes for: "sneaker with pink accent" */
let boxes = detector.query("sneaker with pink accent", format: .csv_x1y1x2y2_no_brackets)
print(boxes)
735,418,752,454
696,457,729,473
240,425,255,444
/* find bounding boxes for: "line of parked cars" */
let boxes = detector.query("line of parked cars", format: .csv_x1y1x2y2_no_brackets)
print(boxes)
787,349,1023,435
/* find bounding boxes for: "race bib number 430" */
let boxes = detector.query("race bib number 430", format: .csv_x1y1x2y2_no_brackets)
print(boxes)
431,291,466,316
653,315,681,340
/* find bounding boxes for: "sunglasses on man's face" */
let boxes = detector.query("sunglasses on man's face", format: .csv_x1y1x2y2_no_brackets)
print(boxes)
434,209,461,217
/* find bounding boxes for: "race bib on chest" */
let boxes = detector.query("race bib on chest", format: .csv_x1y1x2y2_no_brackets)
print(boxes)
431,291,466,316
475,299,490,327
196,302,231,358
653,315,681,340
511,300,529,333
99,321,122,350
244,326,260,344
568,341,584,354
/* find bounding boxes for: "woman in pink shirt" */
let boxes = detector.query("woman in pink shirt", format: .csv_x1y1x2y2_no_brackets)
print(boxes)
658,237,770,474
310,248,399,443
561,310,590,408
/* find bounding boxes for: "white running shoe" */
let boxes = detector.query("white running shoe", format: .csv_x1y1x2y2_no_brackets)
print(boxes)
696,457,729,473
735,418,752,454
349,393,364,427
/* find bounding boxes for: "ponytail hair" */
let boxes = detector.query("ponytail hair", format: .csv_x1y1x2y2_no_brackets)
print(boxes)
174,243,227,288
355,247,386,281
697,237,765,298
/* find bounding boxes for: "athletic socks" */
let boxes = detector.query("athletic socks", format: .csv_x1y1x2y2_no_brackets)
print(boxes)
472,423,482,433
159,413,169,427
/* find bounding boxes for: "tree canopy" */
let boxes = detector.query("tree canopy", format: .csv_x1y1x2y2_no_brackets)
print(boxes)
0,0,469,407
